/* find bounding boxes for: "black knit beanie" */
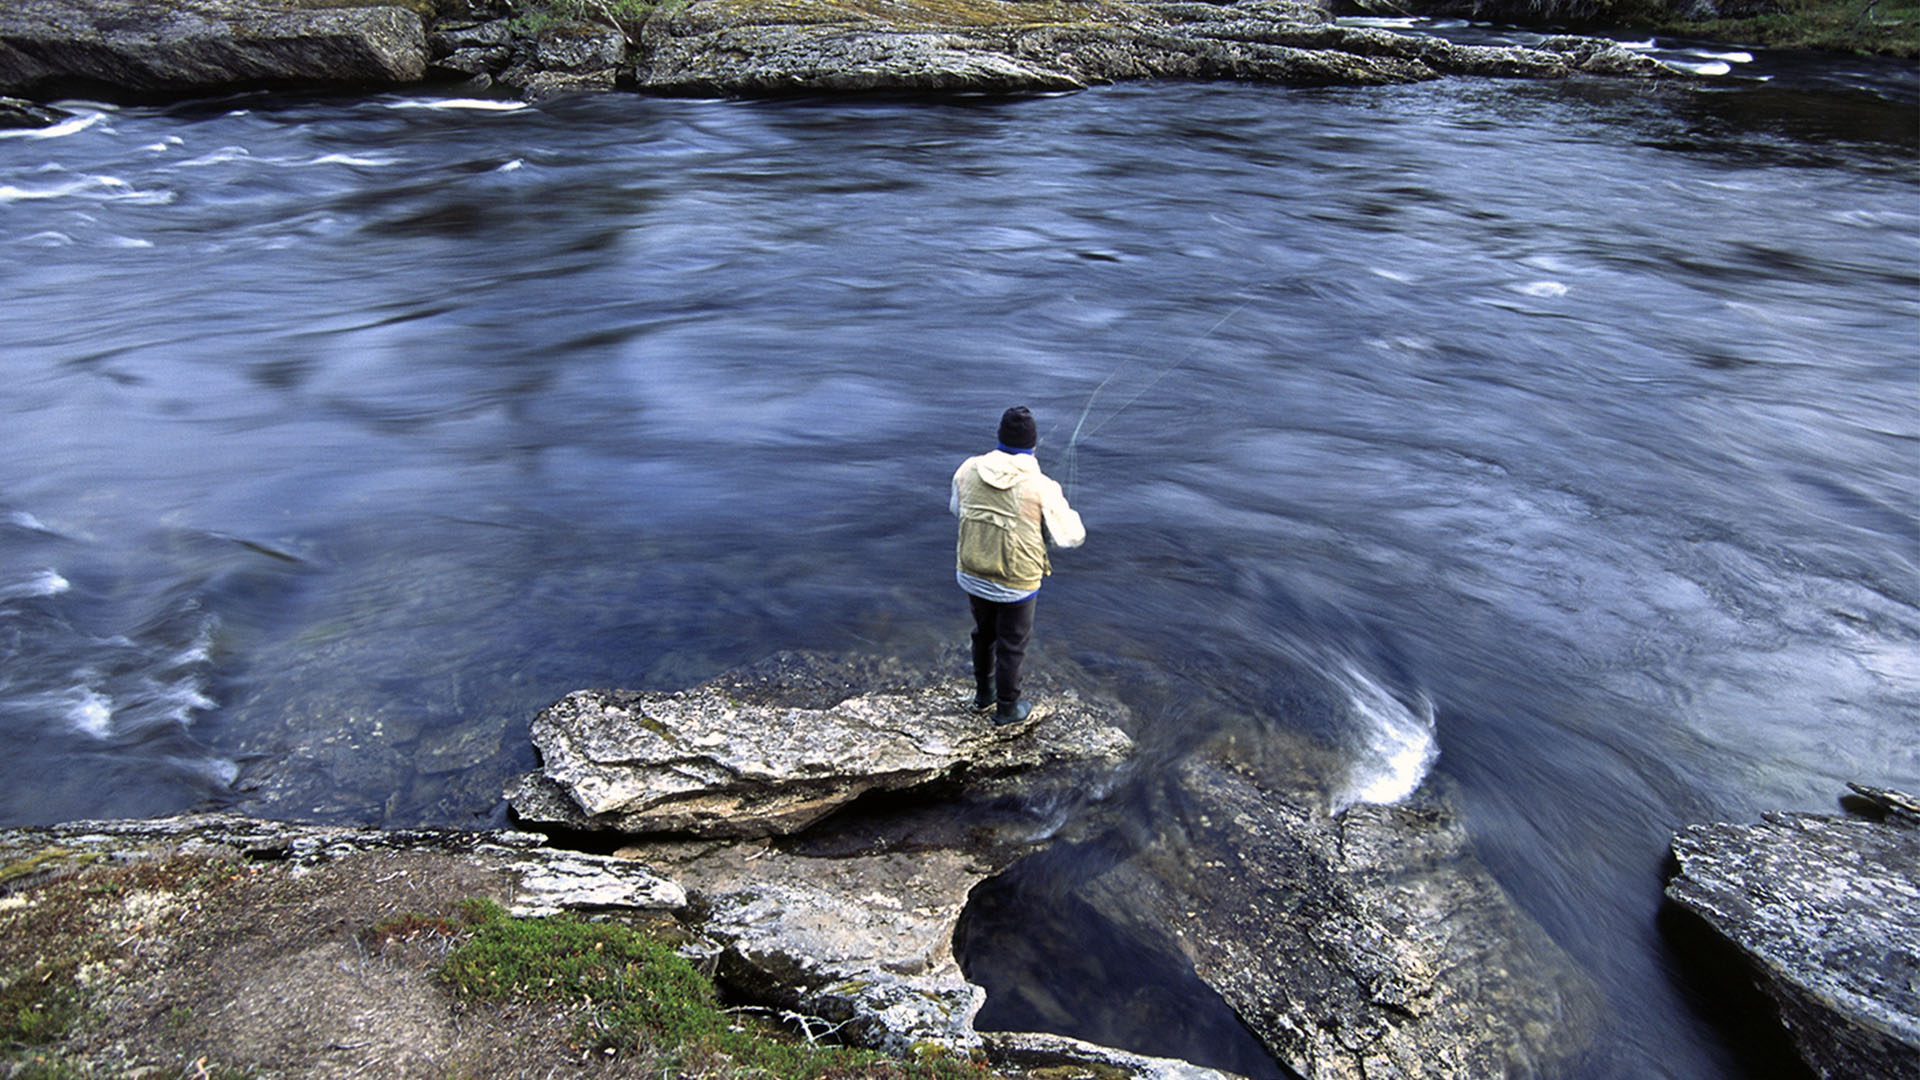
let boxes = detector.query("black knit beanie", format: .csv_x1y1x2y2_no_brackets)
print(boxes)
997,406,1038,450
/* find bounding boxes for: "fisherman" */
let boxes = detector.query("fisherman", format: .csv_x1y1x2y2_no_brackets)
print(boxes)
952,406,1085,725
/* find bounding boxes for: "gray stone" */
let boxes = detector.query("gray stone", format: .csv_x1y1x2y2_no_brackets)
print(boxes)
428,17,514,57
631,0,1682,97
627,838,998,1055
0,0,426,98
982,1031,1250,1080
0,812,688,921
432,45,513,76
534,22,627,72
1667,793,1920,1080
508,681,1132,837
507,847,688,918
1073,749,1601,1080
0,93,66,127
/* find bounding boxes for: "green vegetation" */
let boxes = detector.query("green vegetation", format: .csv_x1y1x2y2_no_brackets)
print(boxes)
438,902,989,1080
1,854,258,1077
1657,0,1920,57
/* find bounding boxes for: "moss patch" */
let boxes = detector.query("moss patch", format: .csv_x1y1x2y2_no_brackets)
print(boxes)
439,904,992,1080
1663,0,1920,56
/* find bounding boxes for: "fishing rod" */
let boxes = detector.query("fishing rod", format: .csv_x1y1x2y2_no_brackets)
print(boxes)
1050,297,1256,501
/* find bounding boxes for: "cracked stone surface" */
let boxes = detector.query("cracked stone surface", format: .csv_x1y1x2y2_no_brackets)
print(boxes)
1667,787,1920,1080
508,680,1133,838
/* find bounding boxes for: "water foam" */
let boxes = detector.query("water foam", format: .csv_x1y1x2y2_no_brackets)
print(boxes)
0,112,105,141
65,685,114,738
4,510,55,533
0,175,173,206
0,569,71,600
1671,59,1734,76
304,152,401,167
386,98,530,112
1331,662,1438,813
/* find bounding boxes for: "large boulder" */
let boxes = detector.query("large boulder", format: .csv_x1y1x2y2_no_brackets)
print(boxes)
507,677,1133,838
1045,738,1602,1080
1666,785,1920,1080
0,0,427,98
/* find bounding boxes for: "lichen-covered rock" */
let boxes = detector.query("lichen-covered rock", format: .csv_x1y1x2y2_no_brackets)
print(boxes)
0,812,688,921
1667,790,1920,1080
630,839,998,1055
981,1031,1249,1080
507,680,1133,837
631,0,1680,97
1072,749,1601,1080
0,0,427,98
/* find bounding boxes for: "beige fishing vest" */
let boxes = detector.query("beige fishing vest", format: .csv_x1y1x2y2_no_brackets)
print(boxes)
955,462,1050,591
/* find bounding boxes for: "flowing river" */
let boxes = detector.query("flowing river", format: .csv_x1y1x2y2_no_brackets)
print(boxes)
2,29,1915,1079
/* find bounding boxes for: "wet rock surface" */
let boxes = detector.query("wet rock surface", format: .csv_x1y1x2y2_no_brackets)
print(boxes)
1061,743,1602,1079
1666,785,1920,1080
0,93,67,127
0,0,427,98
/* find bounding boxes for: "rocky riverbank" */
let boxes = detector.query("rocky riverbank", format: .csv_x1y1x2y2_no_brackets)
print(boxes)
0,0,1683,115
3,651,1607,1079
4,652,1915,1079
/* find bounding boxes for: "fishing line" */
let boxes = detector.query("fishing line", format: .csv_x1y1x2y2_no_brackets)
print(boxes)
1053,297,1255,501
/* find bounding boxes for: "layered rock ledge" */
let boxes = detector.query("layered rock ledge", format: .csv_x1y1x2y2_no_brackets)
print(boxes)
0,0,1683,109
1666,783,1920,1080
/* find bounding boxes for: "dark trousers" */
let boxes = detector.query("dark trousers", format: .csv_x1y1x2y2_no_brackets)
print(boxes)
969,593,1035,708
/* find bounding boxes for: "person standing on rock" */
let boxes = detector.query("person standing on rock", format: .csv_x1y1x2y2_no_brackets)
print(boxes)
952,406,1085,725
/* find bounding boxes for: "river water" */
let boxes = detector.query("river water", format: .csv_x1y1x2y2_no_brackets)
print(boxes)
2,30,1915,1079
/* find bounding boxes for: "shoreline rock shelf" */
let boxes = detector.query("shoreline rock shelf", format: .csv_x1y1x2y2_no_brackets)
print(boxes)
0,0,1685,112
13,655,1909,1078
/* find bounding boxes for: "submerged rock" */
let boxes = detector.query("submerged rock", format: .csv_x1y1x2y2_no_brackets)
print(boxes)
0,93,67,127
507,678,1133,838
1666,786,1920,1080
0,0,427,98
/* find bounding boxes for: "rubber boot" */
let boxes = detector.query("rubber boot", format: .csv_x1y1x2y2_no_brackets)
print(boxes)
972,678,995,713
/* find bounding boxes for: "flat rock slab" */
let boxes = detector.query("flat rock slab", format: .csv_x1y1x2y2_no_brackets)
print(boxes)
0,812,688,921
1667,792,1920,1080
0,0,426,97
508,682,1133,837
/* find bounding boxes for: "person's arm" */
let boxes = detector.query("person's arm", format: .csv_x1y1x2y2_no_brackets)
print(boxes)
1041,479,1085,549
951,460,969,517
